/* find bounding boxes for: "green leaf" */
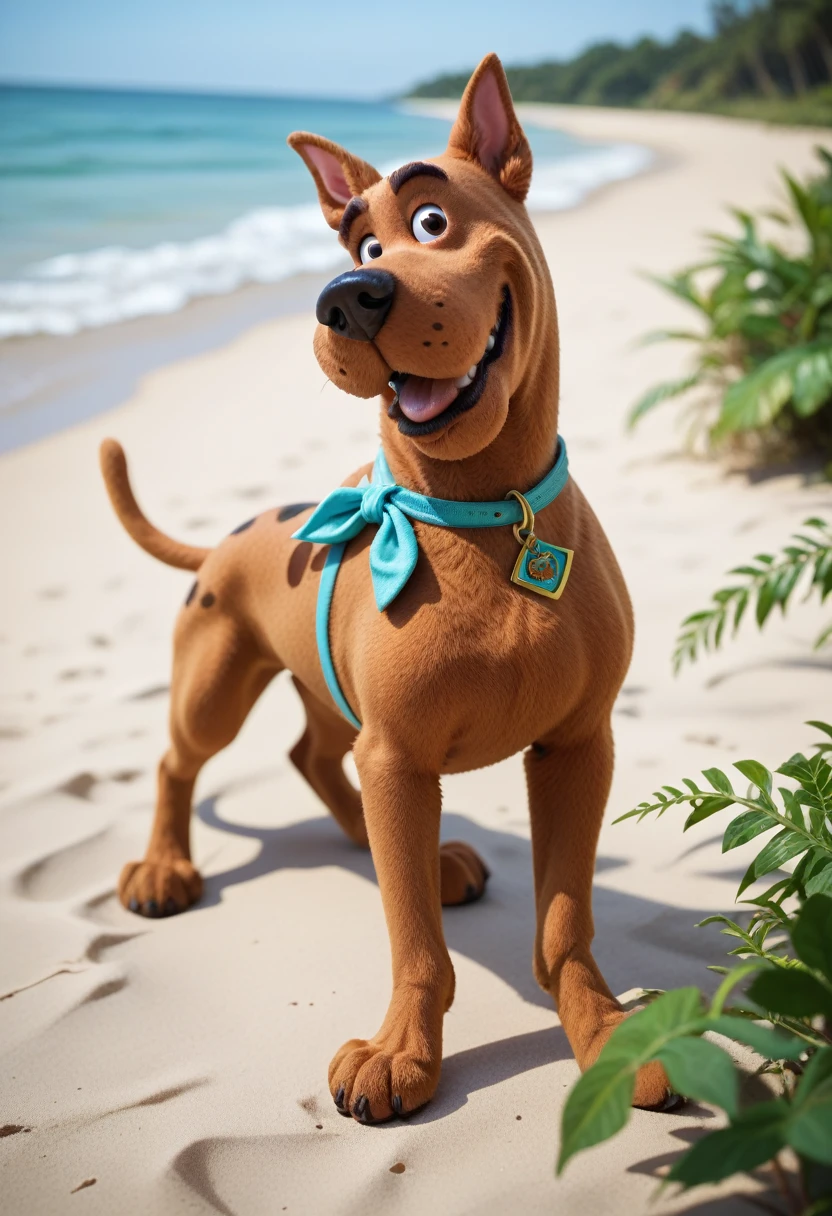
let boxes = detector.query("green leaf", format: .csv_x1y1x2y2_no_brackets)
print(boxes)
599,988,704,1061
703,767,734,796
627,374,702,429
556,1059,634,1174
791,343,832,417
666,1103,785,1188
806,861,832,897
706,1015,802,1061
792,895,832,983
785,1048,832,1166
714,341,832,438
722,810,774,853
656,1037,739,1118
737,827,810,896
733,759,773,796
747,967,832,1020
684,795,734,829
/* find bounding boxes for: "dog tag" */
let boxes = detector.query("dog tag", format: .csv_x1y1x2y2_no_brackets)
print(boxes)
506,490,573,601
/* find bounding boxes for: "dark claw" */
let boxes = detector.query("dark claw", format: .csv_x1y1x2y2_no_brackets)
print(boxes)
640,1088,684,1113
334,1086,346,1110
144,899,159,917
353,1095,372,1123
482,863,491,881
464,883,480,903
128,898,140,913
392,1095,403,1116
163,897,178,916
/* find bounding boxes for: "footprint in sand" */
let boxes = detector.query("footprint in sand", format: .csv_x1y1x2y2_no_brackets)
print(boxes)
14,824,127,902
58,667,105,682
37,586,66,601
232,485,269,500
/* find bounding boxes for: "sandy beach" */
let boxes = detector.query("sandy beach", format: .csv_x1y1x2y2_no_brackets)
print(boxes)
2,105,831,1215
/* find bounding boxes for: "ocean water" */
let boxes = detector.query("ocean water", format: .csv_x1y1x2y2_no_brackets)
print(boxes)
0,86,652,340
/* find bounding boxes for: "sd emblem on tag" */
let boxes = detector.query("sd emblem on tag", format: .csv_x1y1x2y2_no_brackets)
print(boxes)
506,490,573,601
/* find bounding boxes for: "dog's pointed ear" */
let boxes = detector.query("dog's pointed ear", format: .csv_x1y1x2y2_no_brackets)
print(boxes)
287,132,382,230
446,53,532,203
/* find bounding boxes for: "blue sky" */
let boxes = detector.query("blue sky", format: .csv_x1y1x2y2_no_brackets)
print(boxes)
0,0,714,98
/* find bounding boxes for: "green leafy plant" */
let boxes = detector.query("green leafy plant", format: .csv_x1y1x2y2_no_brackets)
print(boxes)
673,516,832,671
558,726,832,1210
557,912,832,1208
628,149,832,460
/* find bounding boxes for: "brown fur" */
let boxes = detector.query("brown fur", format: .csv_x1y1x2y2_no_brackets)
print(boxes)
100,53,671,1123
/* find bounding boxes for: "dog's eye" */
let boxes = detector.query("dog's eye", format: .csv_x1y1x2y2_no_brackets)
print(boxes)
411,204,447,244
359,235,383,264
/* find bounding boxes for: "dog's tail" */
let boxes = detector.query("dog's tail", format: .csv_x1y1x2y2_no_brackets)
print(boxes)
99,439,210,572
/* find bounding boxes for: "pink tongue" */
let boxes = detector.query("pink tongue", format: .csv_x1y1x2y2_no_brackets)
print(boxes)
398,376,459,422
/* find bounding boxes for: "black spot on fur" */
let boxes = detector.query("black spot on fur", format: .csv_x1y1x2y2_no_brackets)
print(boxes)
200,592,216,609
277,502,318,523
230,518,255,535
185,581,198,606
532,741,547,756
432,322,443,331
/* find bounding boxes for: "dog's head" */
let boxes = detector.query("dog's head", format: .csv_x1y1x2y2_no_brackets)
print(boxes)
288,53,556,462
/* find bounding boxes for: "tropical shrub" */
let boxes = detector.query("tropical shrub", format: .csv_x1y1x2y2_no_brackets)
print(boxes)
558,726,832,1209
628,149,832,461
673,516,832,671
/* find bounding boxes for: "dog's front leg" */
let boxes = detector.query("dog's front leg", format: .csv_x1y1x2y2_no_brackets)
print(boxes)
329,732,453,1124
526,722,674,1109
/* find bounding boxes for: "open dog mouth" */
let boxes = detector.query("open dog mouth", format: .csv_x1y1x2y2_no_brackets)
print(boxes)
387,287,512,437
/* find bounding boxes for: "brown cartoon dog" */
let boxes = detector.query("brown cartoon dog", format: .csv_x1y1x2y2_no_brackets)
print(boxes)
100,53,674,1123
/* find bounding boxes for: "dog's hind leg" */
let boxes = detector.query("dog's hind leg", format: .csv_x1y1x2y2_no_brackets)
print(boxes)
526,720,673,1110
289,677,368,846
119,602,279,918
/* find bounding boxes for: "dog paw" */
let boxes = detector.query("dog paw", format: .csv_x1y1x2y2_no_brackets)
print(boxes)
118,857,203,917
632,1060,680,1110
584,1009,681,1112
328,1035,440,1124
439,840,489,906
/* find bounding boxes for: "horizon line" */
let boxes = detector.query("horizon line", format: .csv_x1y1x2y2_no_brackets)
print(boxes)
0,77,405,105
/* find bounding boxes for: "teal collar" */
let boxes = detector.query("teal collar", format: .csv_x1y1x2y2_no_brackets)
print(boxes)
292,438,569,730
294,437,569,611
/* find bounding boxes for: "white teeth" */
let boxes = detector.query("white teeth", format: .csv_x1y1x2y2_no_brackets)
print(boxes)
467,365,478,378
486,334,495,352
455,371,474,388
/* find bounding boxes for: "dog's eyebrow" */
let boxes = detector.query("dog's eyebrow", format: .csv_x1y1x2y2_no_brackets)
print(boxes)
338,196,368,243
388,161,448,195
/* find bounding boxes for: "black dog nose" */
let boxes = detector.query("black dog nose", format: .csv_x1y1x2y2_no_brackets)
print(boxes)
316,268,395,342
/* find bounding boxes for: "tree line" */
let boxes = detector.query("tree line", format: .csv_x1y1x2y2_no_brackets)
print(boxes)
408,1,832,124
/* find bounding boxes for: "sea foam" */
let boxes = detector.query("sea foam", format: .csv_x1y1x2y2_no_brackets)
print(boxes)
0,143,652,340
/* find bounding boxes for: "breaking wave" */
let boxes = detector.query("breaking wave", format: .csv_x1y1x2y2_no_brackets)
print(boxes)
0,142,652,340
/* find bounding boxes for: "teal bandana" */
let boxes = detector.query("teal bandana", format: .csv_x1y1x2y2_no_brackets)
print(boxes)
293,437,570,728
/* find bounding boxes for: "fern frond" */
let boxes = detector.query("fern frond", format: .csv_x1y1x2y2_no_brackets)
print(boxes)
673,518,832,672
